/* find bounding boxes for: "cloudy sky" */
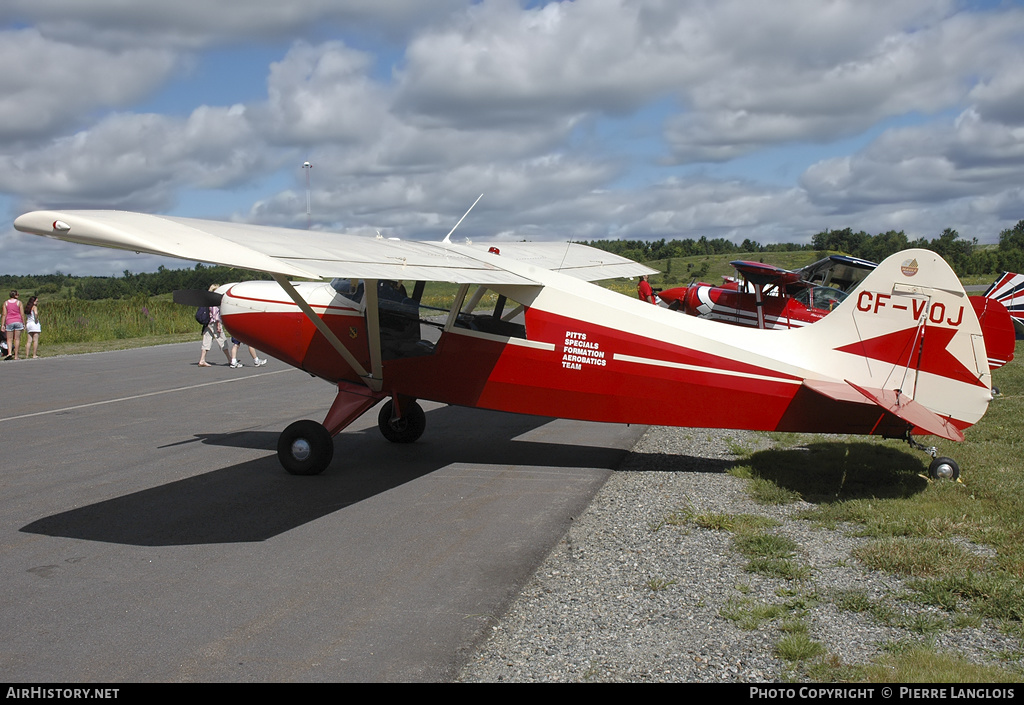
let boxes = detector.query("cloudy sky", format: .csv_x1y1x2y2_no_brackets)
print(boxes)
1,0,1022,275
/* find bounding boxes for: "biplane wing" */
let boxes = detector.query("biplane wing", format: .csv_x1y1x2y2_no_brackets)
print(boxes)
730,260,801,287
13,210,655,284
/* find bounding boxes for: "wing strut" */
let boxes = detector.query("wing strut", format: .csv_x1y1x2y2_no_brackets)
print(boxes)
364,279,384,388
270,274,383,392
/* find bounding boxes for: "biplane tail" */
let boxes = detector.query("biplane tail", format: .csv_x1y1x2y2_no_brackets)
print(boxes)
793,248,1000,440
983,271,1024,338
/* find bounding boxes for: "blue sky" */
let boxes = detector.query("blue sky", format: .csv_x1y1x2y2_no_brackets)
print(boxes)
1,0,1023,275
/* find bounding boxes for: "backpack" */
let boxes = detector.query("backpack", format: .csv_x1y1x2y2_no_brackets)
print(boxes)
195,307,211,327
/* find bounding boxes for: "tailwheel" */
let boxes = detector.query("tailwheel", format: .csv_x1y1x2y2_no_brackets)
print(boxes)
278,420,334,475
904,432,961,482
378,399,426,443
928,456,960,481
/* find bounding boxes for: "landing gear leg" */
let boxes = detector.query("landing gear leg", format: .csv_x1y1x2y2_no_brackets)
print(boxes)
903,432,961,481
276,381,385,475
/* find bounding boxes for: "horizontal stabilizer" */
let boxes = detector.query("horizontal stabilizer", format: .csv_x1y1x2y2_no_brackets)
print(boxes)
803,379,965,442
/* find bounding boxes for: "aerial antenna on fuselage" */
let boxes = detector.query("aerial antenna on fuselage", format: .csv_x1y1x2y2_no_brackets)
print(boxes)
442,193,483,244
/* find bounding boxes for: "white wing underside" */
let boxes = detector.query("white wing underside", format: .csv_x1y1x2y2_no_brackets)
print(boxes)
13,210,655,284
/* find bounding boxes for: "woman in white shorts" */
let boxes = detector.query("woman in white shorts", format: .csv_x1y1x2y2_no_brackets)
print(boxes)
24,295,41,359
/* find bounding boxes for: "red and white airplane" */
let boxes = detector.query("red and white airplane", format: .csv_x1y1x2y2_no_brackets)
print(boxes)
658,255,878,329
14,209,1010,481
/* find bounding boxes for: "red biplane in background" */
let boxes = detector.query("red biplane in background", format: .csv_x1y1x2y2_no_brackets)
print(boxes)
657,255,877,329
14,209,1016,481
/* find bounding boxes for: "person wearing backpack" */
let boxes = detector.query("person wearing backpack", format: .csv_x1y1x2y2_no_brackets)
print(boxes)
195,306,211,327
198,284,232,368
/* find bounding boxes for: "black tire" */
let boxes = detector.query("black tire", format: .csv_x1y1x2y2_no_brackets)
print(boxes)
277,420,334,475
928,456,960,481
378,399,426,443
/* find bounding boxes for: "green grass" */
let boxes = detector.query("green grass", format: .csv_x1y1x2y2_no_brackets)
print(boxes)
734,533,800,560
857,645,1022,683
645,577,677,592
720,598,789,630
775,633,825,662
853,538,988,578
15,294,200,354
686,511,781,533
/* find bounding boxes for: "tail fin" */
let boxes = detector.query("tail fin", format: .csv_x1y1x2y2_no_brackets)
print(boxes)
795,248,993,433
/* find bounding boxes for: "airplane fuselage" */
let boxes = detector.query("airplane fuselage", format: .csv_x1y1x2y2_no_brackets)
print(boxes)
219,247,995,441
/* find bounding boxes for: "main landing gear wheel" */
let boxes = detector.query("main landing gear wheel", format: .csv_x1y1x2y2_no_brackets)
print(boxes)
928,456,960,481
378,399,426,443
277,420,334,475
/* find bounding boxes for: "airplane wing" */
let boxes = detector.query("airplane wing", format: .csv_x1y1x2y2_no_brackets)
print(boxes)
15,210,645,285
730,260,801,287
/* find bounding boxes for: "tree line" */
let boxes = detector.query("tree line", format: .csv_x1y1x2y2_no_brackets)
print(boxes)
586,219,1024,277
0,263,272,301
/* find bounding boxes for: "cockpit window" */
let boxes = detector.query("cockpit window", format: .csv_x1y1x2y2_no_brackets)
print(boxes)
454,286,529,339
793,285,848,312
330,278,364,304
327,279,534,360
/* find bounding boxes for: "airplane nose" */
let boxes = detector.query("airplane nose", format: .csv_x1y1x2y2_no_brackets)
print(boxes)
219,281,310,368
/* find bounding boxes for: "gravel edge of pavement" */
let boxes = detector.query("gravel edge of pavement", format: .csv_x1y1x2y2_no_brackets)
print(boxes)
456,426,1022,683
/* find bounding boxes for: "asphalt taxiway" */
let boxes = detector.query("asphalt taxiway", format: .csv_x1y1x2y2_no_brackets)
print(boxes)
0,343,644,682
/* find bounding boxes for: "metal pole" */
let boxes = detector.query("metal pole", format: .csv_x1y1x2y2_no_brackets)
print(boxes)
303,161,312,229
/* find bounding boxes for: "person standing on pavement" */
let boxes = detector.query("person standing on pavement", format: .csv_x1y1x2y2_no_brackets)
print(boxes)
23,296,41,359
229,337,267,368
2,291,25,360
198,284,232,367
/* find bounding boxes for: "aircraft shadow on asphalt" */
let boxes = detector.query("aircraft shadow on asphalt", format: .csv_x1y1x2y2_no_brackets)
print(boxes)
615,452,738,475
21,406,633,547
